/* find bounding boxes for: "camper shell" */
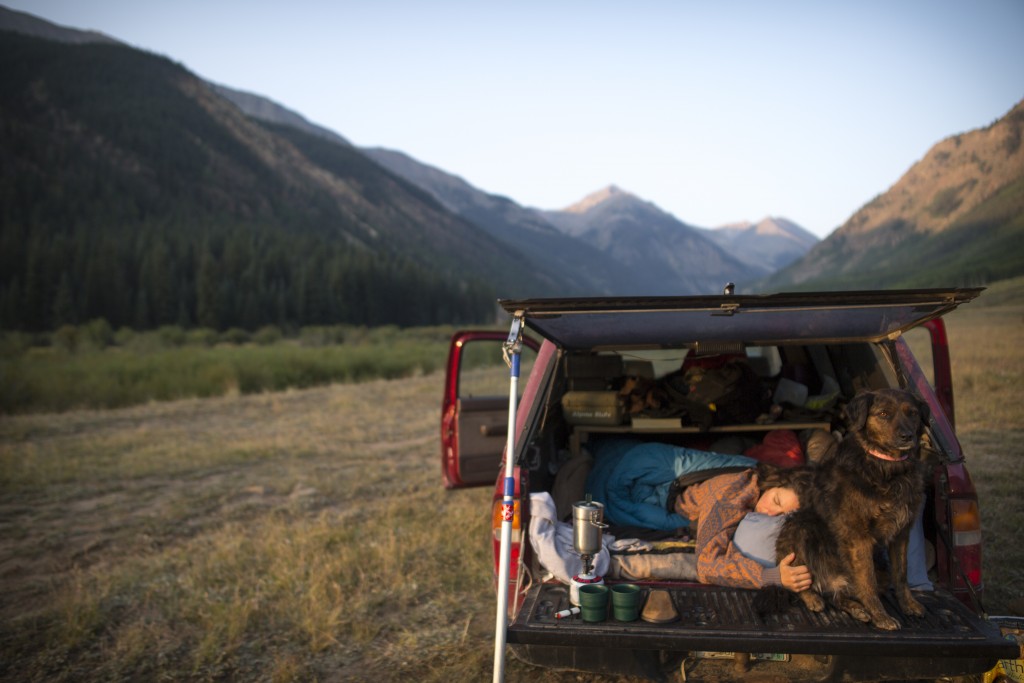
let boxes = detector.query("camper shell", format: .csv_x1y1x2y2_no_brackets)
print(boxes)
441,289,1017,681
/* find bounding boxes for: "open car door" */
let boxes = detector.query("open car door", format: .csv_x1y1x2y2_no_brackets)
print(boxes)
441,330,539,488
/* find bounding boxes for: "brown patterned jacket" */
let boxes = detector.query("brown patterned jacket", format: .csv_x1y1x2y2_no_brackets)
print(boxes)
676,469,783,589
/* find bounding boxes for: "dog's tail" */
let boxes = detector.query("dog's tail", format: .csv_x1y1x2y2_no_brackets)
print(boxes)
752,585,795,617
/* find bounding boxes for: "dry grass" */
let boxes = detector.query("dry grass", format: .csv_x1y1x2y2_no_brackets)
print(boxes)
920,278,1024,615
0,377,496,681
0,282,1021,682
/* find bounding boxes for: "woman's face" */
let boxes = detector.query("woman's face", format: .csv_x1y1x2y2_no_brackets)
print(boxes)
755,486,800,516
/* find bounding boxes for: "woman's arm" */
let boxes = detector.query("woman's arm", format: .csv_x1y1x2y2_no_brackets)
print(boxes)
680,471,783,589
694,502,779,589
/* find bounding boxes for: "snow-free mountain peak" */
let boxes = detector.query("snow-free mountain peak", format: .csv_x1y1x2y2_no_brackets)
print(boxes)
563,185,636,213
715,217,816,242
703,217,819,272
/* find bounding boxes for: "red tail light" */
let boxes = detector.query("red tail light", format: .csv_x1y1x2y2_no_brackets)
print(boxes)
492,497,521,582
936,464,985,609
949,498,983,590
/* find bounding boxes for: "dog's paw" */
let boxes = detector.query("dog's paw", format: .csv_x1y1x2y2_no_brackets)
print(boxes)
800,591,825,612
872,614,901,631
899,595,926,618
839,598,871,622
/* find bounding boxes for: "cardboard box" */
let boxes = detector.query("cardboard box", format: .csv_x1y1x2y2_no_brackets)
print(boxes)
561,391,625,426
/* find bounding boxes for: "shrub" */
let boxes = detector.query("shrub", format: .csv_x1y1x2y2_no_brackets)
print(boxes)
53,325,79,353
298,326,345,347
220,328,250,345
0,331,34,358
367,325,401,346
253,325,283,346
186,328,219,347
81,318,114,350
157,325,187,348
114,327,136,347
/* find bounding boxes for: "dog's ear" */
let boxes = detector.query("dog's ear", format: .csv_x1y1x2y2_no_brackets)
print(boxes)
844,392,873,432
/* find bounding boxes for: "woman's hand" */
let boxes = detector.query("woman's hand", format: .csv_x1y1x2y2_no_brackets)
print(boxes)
779,552,812,592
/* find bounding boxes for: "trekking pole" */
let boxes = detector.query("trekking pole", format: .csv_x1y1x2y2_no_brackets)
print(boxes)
493,313,523,682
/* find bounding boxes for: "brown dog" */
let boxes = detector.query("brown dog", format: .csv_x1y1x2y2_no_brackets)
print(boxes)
772,388,929,630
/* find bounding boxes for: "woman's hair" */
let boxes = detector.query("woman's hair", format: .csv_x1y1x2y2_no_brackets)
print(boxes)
755,462,814,500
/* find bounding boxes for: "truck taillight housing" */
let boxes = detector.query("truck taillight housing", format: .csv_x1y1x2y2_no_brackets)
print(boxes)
492,498,521,581
492,498,522,541
937,464,984,608
949,498,983,589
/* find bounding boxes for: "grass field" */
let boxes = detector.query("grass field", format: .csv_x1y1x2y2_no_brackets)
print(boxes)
1,281,1021,682
0,324,467,415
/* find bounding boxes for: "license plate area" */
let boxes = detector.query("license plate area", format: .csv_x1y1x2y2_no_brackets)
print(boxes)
692,651,790,662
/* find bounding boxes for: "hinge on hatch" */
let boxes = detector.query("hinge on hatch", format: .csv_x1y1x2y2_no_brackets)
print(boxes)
502,313,524,368
712,303,740,316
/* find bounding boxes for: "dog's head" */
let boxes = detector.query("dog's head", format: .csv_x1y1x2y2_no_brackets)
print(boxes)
844,389,929,461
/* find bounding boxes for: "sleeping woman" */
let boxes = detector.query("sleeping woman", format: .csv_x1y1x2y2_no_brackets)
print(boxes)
674,463,815,591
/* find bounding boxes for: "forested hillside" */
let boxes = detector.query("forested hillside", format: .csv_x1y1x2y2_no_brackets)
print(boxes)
0,32,502,332
761,98,1024,291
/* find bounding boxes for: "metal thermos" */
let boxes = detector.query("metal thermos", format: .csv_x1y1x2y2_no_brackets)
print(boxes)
572,496,608,557
570,495,608,605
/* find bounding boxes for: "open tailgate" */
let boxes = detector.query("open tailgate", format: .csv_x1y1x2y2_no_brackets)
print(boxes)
509,582,1017,660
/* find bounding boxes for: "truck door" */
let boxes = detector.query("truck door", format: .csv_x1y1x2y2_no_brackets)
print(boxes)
441,330,539,488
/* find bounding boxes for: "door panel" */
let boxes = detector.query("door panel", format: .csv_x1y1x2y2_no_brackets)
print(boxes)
454,396,508,485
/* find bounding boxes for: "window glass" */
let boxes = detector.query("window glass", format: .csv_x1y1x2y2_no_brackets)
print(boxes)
459,339,535,399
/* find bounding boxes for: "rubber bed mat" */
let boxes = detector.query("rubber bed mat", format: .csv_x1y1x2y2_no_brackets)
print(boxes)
508,582,1017,660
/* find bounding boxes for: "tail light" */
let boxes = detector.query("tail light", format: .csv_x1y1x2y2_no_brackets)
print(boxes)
936,464,985,609
949,498,983,590
492,497,521,582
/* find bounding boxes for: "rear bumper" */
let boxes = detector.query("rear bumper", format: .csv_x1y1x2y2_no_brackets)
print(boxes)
508,582,1017,681
511,645,1000,682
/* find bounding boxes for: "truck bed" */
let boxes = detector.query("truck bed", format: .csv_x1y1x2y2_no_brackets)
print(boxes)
508,582,1017,680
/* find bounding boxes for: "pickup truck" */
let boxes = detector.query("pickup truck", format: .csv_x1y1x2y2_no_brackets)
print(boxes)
441,289,1019,682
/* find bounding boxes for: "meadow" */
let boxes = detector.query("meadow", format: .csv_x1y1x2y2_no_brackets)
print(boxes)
0,280,1021,682
0,324,466,415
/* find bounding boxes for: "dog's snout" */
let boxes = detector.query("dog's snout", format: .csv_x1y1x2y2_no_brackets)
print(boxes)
895,416,920,447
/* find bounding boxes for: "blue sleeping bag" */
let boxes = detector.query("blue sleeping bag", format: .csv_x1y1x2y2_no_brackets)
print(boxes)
585,438,756,530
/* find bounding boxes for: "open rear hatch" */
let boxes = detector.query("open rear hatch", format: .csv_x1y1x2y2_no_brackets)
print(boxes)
509,582,1016,660
498,288,985,348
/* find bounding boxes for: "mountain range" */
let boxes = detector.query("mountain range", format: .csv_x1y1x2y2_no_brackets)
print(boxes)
1,4,1022,332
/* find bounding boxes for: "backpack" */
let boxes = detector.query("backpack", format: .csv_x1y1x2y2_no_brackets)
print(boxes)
682,358,768,429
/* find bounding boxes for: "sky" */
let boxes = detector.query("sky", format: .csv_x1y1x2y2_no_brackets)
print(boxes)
7,0,1024,238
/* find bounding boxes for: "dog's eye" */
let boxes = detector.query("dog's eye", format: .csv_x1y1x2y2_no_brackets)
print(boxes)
877,410,889,419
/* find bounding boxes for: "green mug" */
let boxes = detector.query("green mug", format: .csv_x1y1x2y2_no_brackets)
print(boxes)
578,583,609,622
611,583,641,622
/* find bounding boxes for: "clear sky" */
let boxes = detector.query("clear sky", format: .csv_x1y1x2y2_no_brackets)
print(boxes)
7,0,1024,238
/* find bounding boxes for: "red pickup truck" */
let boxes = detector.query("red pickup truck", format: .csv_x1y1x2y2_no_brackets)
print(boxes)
442,289,1018,682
